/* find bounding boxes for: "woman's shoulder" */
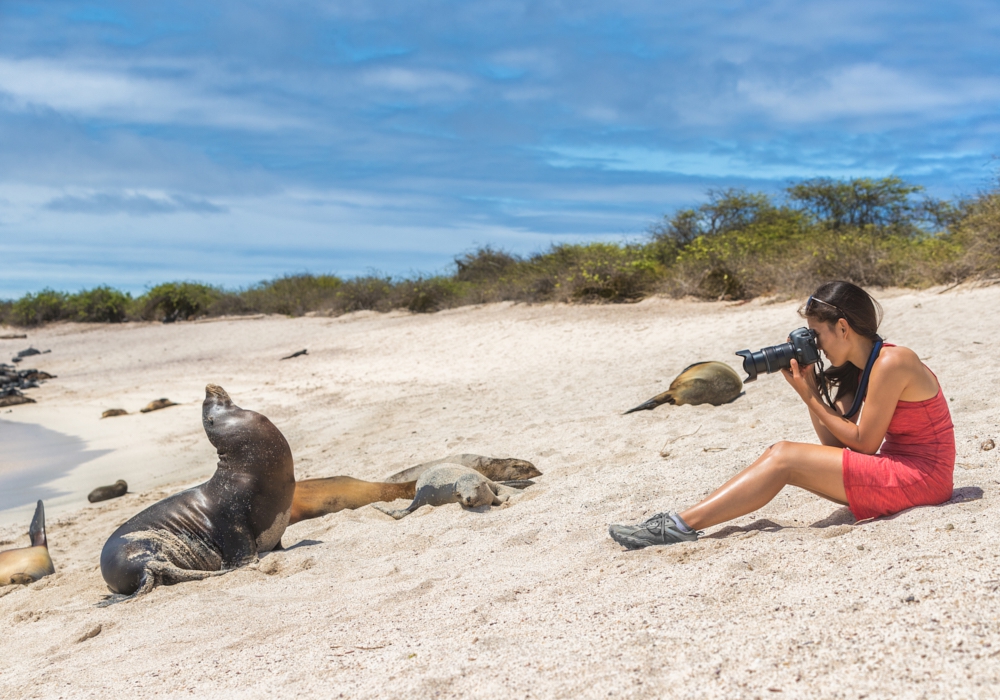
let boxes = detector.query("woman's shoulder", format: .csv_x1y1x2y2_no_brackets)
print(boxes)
877,343,923,367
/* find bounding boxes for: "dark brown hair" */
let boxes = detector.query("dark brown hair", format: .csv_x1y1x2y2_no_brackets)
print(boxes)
799,281,883,411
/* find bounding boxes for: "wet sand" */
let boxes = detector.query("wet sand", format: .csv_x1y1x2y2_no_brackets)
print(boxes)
0,285,998,698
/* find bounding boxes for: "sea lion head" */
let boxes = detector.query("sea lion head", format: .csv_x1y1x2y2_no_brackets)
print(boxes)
486,458,542,481
201,383,294,478
453,473,494,508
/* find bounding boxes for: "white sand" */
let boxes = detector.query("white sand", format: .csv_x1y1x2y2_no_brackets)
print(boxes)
0,285,998,698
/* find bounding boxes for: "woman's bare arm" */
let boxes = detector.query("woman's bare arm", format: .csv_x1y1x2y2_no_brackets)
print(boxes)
786,348,920,454
808,393,858,447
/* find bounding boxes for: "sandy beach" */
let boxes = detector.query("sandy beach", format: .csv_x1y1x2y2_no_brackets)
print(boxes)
1,285,998,699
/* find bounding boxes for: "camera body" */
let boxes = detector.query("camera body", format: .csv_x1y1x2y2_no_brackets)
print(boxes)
736,327,821,382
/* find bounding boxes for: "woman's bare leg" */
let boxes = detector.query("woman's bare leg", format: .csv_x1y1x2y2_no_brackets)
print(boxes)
678,441,847,530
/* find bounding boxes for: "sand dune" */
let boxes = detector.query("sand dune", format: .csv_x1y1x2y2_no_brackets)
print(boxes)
1,285,998,698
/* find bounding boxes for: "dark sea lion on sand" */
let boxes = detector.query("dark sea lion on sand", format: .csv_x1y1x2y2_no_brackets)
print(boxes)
374,464,521,520
140,398,177,413
624,361,743,414
99,385,295,602
384,453,540,484
0,501,55,586
101,409,128,419
89,480,128,503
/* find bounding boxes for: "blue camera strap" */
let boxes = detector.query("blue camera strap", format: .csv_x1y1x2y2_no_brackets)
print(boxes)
843,337,883,419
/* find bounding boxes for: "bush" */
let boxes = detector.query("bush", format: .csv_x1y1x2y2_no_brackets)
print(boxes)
11,289,69,326
236,274,343,316
334,275,394,312
138,282,222,322
68,286,133,322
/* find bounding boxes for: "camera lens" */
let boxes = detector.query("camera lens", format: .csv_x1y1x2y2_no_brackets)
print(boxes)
735,342,796,382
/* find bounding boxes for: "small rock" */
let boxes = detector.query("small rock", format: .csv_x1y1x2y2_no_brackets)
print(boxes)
982,439,996,452
904,595,918,603
944,523,954,531
857,544,865,550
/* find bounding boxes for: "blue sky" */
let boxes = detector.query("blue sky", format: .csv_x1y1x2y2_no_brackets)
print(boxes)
1,1,998,298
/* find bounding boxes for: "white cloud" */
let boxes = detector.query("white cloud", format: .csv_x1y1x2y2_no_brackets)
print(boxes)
738,63,1000,123
0,58,303,130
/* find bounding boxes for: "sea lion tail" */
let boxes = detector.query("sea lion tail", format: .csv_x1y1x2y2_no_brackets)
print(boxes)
28,500,46,548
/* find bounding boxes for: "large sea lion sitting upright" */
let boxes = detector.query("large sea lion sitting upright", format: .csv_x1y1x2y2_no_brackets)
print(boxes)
624,361,743,414
100,384,295,601
0,500,55,586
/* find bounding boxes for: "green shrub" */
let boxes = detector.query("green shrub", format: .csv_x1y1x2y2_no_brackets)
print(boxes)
393,276,465,313
237,274,343,316
11,289,69,326
138,282,222,322
68,286,133,322
335,275,394,312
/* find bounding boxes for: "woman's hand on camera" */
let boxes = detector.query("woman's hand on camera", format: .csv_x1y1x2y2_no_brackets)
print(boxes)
782,358,818,402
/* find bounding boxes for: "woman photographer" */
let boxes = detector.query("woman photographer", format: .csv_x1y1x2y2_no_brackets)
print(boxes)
608,280,955,549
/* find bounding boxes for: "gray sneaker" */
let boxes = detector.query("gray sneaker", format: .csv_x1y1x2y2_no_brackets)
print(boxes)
608,511,699,550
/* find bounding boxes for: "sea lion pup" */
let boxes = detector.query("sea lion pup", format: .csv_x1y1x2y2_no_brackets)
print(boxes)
99,385,295,601
373,464,520,520
0,501,55,586
383,453,541,484
290,477,416,524
88,480,128,503
624,361,743,414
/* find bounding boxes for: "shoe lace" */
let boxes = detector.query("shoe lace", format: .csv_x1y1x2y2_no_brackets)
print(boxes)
640,511,671,535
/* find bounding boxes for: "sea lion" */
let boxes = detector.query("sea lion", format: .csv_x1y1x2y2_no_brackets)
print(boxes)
0,389,35,407
88,480,128,503
384,453,541,484
140,398,177,413
99,384,295,601
101,409,128,419
285,454,539,523
0,501,55,586
373,464,520,520
290,477,415,524
624,361,743,414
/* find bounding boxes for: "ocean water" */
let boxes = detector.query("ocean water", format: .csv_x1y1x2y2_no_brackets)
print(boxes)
0,419,109,513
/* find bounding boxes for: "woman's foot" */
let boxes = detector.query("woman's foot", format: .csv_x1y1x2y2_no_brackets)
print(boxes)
608,511,698,549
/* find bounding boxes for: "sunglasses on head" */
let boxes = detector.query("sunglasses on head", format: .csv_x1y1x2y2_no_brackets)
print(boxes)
804,295,844,318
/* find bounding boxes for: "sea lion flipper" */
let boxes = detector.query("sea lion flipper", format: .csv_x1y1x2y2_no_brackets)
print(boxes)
28,500,46,548
372,503,411,520
497,479,535,489
624,390,674,414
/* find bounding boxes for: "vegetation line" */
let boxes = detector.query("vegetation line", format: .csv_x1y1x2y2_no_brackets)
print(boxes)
3,177,998,327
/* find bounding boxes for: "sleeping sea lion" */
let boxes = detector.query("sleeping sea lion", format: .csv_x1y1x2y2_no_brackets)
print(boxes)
101,409,128,419
99,384,295,601
383,453,540,484
624,361,743,414
140,398,176,413
88,480,128,503
373,464,519,520
286,454,540,523
0,501,55,586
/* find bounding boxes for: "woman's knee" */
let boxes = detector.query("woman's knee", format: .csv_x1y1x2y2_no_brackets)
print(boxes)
761,441,796,479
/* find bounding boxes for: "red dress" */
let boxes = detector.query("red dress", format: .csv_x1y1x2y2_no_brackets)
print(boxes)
841,364,955,520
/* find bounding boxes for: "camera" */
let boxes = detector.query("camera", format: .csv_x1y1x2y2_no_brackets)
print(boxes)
736,327,821,382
